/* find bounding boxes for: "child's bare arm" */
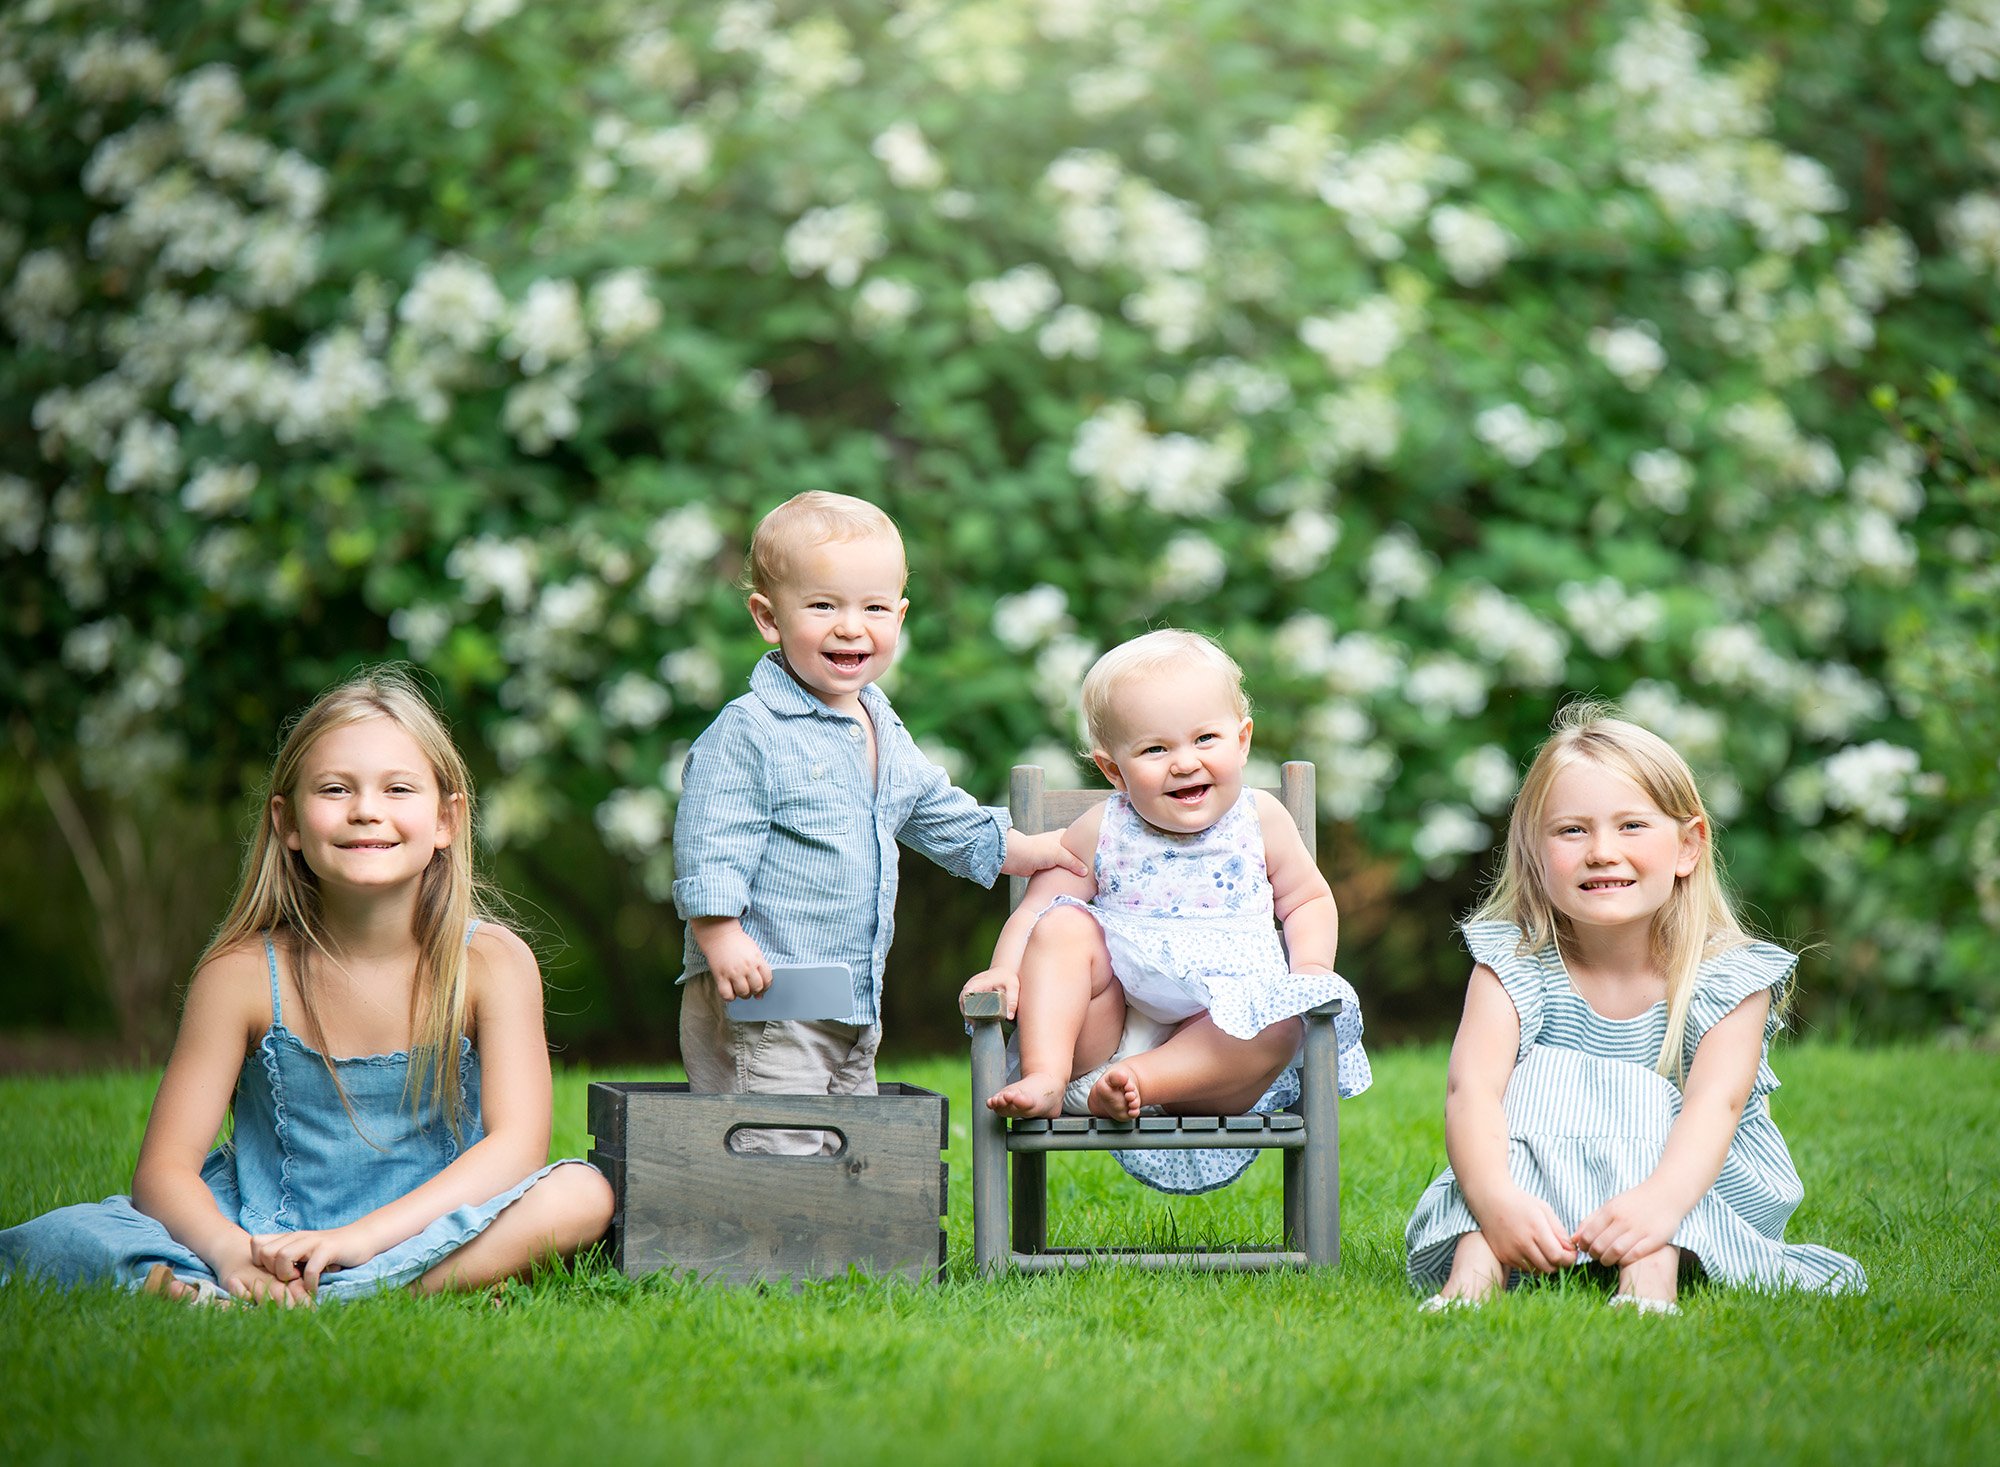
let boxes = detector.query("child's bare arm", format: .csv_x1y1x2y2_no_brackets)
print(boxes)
1000,827,1091,880
688,916,773,999
1571,989,1770,1267
131,947,308,1304
1255,791,1337,973
960,808,1100,1020
1444,965,1574,1274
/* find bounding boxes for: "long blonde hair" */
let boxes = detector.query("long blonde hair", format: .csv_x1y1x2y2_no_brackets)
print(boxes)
1473,700,1756,1081
200,665,494,1137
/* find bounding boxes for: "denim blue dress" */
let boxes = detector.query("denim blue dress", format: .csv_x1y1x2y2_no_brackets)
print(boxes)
0,932,580,1301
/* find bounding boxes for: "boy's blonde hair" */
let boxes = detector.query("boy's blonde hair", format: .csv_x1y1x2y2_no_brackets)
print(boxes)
1473,699,1759,1082
1081,629,1250,752
744,491,905,595
201,665,498,1138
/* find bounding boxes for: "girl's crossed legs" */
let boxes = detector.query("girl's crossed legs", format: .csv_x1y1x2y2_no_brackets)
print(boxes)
987,903,1297,1121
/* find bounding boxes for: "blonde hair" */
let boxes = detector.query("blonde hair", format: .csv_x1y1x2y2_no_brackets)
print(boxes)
1081,629,1250,752
744,491,905,596
201,665,496,1138
1474,699,1759,1082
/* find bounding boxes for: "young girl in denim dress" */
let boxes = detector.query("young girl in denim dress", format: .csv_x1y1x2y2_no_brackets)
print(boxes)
0,667,613,1303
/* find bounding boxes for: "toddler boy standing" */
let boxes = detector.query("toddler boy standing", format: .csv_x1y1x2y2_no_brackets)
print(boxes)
672,492,1082,1151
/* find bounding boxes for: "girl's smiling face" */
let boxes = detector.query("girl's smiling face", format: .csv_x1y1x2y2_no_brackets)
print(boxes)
1091,667,1252,835
1539,757,1703,937
278,717,456,893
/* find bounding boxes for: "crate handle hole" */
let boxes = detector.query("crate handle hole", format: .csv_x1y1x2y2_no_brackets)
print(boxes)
724,1123,848,1159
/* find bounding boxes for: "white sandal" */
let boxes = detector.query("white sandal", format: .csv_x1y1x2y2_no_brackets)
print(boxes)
1607,1292,1680,1316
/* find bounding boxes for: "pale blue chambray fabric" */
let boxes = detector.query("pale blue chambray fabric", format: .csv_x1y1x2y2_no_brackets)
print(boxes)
671,651,1010,1025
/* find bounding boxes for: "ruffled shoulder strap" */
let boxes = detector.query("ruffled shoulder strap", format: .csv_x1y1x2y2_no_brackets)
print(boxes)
1459,920,1554,1058
1682,939,1796,1092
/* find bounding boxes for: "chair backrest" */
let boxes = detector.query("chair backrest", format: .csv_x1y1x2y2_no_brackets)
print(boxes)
1006,761,1317,907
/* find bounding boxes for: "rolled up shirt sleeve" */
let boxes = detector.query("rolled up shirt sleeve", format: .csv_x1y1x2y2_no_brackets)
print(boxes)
670,710,771,920
896,756,1012,889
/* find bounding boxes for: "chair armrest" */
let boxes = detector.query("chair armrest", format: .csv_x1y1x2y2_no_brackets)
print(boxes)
1302,998,1344,1020
961,990,1007,1021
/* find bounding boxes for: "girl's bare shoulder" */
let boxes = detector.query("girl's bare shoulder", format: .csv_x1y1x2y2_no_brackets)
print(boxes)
466,921,542,995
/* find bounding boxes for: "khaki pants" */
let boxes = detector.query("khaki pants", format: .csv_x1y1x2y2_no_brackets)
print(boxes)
678,974,882,1155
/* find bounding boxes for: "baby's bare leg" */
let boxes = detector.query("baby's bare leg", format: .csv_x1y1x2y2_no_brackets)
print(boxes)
989,905,1119,1118
1436,1230,1509,1303
411,1163,615,1295
1088,1013,1299,1120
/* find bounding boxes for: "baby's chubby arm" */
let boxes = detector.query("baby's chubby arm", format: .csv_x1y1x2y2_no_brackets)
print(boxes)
959,806,1101,1021
1444,965,1576,1275
1571,989,1770,1267
1254,790,1338,974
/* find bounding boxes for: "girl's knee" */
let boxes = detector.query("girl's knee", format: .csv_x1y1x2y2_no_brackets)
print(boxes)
1028,903,1102,950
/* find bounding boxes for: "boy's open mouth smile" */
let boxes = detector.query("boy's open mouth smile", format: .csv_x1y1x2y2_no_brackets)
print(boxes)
822,651,868,673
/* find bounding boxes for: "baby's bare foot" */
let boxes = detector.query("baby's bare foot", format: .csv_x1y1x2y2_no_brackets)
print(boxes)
1087,1064,1144,1120
989,1074,1063,1118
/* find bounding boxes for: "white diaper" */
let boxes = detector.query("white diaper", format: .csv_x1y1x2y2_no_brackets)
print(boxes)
1060,1010,1177,1115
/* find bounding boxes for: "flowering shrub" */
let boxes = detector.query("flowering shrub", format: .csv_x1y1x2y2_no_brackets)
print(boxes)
3,0,1995,1041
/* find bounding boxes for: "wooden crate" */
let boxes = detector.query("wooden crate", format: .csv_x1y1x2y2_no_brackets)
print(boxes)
587,1081,948,1285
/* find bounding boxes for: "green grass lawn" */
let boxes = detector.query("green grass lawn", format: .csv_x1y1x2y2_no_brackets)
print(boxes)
2,1042,1994,1466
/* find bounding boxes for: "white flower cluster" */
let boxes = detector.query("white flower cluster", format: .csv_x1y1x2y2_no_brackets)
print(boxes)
659,647,726,708
1152,532,1227,602
1310,384,1403,468
1031,635,1099,718
446,535,539,613
1042,151,1211,351
968,264,1062,333
4,249,81,348
1406,654,1491,721
503,278,589,374
1922,0,2000,86
759,16,864,117
1691,623,1793,694
596,787,671,855
1588,321,1667,389
1412,803,1492,875
872,121,945,190
1448,585,1568,686
1228,109,1341,194
0,473,43,554
619,123,712,196
640,505,725,619
1037,304,1102,360
399,255,507,354
63,33,171,103
1069,401,1246,515
1558,578,1665,658
852,276,921,337
1454,744,1519,814
1473,402,1565,467
1365,528,1436,604
1848,441,1925,520
589,269,663,348
1619,681,1725,764
1317,135,1470,259
388,605,454,660
1267,508,1339,579
1299,295,1407,379
783,202,888,289
1820,742,1926,830
1941,192,2000,280
599,672,673,730
1429,204,1514,286
1719,398,1841,492
1180,358,1291,418
991,584,1073,651
1630,447,1695,513
1300,701,1400,820
1275,617,1404,698
501,364,586,454
1793,662,1887,742
1837,224,1920,311
889,0,1033,93
180,461,256,516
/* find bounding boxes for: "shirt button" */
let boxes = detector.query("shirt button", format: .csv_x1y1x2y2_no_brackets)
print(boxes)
847,726,861,740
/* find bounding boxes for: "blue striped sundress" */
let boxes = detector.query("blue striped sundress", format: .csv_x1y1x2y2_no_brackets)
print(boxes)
1404,920,1865,1295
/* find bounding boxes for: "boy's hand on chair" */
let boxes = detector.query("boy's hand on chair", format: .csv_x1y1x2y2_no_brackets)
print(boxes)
1000,829,1089,880
1571,1184,1680,1267
1476,1187,1579,1275
690,917,773,999
960,968,1020,1021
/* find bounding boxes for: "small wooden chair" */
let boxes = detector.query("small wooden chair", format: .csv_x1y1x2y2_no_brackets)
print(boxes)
961,762,1342,1274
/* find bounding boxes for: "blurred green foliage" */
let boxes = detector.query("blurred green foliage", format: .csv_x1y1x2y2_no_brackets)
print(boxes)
1,0,1995,1052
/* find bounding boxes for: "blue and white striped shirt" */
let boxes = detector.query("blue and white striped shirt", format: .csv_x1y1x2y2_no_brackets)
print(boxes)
671,651,1010,1025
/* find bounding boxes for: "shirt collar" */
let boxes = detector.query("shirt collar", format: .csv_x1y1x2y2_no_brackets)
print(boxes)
748,649,895,727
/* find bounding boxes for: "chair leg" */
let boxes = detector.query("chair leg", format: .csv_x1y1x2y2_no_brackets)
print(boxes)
1282,1144,1304,1250
1301,1011,1340,1267
1011,1151,1047,1254
969,1018,1011,1275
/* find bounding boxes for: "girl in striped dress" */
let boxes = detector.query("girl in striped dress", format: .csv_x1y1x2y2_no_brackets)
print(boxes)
1405,703,1865,1313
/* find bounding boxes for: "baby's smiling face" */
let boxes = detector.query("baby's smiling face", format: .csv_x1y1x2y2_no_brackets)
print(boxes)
1091,667,1253,835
